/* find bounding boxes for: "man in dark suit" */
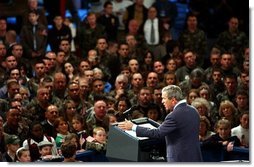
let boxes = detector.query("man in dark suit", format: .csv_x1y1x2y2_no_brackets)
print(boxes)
118,85,203,162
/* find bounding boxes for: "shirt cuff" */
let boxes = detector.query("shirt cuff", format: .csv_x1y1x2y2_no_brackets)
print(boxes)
132,124,137,131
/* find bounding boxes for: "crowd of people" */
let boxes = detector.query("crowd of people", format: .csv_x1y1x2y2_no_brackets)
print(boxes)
0,0,249,162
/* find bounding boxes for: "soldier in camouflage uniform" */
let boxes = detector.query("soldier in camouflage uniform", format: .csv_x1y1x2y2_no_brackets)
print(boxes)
88,79,109,105
131,87,153,119
94,37,112,81
27,59,47,98
127,72,144,105
204,47,221,84
78,12,106,58
64,81,92,117
84,99,109,136
178,68,206,97
178,13,207,67
52,72,67,101
39,76,63,112
219,52,240,78
58,39,80,66
3,108,29,143
25,86,62,123
175,49,201,83
215,16,248,68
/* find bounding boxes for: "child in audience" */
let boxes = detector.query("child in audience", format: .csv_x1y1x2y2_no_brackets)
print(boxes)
54,117,70,148
202,119,241,159
71,114,88,149
15,147,31,162
37,141,53,161
64,133,85,153
86,127,107,153
108,113,117,125
61,141,78,162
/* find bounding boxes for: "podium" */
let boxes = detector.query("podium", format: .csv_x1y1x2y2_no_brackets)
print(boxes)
106,117,166,162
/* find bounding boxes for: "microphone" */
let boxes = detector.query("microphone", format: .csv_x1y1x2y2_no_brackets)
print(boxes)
123,106,138,115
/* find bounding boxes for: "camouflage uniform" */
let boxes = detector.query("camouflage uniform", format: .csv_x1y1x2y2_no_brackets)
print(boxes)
127,89,139,106
3,122,29,143
87,92,109,105
86,141,107,153
25,96,63,122
84,110,109,136
27,77,42,99
95,51,113,82
63,97,92,117
79,23,106,57
178,29,207,67
216,30,248,66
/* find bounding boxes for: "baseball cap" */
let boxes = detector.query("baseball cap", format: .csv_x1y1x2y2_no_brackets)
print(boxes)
38,141,53,148
5,135,20,145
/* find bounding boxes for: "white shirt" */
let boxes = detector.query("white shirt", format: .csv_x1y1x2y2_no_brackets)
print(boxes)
68,23,76,52
231,125,249,146
143,18,160,45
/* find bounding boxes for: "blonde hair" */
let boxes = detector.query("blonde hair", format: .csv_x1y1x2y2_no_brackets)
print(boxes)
93,126,106,135
215,118,231,131
218,100,236,117
191,97,211,115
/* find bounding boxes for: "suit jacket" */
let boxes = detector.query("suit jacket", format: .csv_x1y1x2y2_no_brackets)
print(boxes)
136,101,203,162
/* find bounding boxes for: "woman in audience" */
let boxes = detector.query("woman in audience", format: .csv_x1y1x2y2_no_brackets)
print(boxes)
199,116,215,142
218,100,239,128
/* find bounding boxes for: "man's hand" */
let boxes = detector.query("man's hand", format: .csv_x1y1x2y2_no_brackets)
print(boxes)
226,142,234,152
118,119,134,130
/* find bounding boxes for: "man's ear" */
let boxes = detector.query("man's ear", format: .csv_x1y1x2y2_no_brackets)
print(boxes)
171,97,177,105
